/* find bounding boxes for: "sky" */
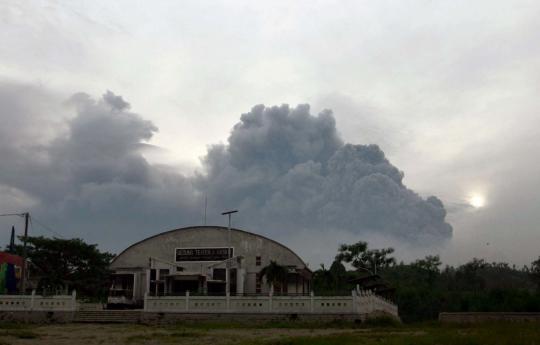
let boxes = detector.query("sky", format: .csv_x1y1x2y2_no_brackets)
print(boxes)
0,0,539,267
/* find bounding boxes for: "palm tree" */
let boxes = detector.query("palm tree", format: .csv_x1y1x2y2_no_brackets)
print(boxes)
259,260,288,294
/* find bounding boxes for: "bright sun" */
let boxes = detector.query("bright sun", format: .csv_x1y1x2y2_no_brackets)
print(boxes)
469,195,486,208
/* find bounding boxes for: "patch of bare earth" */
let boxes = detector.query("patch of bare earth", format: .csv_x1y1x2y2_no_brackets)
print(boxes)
0,324,373,345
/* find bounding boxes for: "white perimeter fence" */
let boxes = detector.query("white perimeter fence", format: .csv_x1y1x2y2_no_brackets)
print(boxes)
0,291,77,312
145,289,398,317
0,290,397,318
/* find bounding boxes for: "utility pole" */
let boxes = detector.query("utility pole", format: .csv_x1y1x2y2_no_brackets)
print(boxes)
221,210,238,295
21,212,29,294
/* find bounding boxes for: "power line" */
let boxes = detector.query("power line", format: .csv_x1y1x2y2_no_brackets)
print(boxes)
0,213,25,217
29,216,64,238
1,212,64,238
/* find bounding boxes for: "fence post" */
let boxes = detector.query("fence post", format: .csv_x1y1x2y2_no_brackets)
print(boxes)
226,292,230,312
268,290,273,312
30,290,36,311
352,289,357,314
143,292,148,311
310,291,314,313
185,290,190,312
71,290,77,311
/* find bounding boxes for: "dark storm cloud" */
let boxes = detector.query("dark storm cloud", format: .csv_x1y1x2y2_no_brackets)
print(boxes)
0,85,452,251
198,104,452,242
0,84,200,246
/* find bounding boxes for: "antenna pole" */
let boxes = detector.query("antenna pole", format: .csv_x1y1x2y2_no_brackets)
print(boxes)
221,210,238,295
204,195,207,225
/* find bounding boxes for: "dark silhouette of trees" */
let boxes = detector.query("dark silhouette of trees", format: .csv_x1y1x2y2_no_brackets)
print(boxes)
531,256,540,291
12,236,113,299
315,242,540,322
335,241,395,274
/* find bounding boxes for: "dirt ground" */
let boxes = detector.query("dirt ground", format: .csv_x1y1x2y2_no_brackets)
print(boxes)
2,322,538,345
0,323,362,345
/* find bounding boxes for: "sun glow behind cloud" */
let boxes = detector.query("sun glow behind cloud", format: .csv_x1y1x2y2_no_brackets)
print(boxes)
469,194,486,208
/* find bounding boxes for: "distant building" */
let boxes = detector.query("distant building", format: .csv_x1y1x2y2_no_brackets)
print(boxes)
0,252,23,294
108,226,312,307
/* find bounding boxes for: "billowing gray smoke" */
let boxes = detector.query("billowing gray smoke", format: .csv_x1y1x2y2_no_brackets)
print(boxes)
0,84,200,245
197,104,452,242
0,85,451,252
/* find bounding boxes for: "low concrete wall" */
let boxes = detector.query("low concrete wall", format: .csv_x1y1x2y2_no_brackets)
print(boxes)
0,292,77,312
0,311,75,323
439,312,540,323
145,290,398,318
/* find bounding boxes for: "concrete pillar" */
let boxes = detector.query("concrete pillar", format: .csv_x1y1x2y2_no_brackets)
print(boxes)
143,292,147,311
352,289,357,314
202,279,208,295
185,290,190,311
269,290,273,312
30,290,35,311
310,291,314,313
71,290,77,311
237,268,245,295
133,273,138,299
145,268,151,297
226,292,230,311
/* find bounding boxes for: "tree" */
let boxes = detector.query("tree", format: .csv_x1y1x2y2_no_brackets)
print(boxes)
259,260,289,294
412,255,442,273
455,258,488,292
336,241,395,274
313,264,333,294
531,256,540,290
329,259,348,293
313,260,349,295
13,236,114,299
412,255,442,287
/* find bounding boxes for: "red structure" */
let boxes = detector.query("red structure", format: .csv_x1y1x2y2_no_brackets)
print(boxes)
0,252,23,267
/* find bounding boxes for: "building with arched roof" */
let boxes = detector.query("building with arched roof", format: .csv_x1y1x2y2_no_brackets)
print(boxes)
108,226,312,307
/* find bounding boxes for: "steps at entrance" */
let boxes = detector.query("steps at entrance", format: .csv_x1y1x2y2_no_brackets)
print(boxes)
73,310,142,323
78,303,105,311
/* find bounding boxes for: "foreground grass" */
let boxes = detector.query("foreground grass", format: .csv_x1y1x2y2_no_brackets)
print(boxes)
235,322,540,345
0,323,40,342
0,320,538,344
158,315,400,331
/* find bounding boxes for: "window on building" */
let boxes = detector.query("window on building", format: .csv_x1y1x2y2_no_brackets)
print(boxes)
255,256,261,266
213,268,226,281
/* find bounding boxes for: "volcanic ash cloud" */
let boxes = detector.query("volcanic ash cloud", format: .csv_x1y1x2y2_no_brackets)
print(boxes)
197,104,453,243
0,87,452,246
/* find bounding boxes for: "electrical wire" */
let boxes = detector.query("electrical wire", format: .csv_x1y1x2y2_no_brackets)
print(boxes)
0,213,25,217
29,216,64,238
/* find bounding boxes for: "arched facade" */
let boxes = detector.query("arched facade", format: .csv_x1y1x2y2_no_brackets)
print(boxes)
108,226,312,306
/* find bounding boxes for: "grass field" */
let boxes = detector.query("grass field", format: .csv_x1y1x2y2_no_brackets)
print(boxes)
0,320,538,345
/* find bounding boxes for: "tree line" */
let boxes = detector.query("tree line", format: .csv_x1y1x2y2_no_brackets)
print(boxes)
10,236,113,301
313,241,540,322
